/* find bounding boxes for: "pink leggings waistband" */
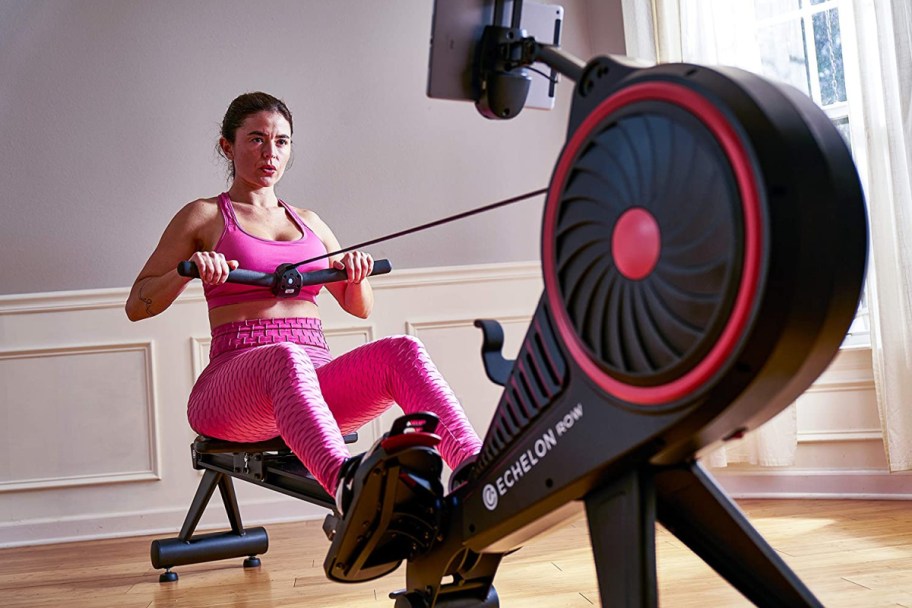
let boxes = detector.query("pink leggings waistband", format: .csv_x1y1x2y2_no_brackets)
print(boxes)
209,317,329,361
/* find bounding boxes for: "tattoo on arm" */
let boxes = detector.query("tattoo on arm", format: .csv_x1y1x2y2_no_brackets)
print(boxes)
138,281,154,317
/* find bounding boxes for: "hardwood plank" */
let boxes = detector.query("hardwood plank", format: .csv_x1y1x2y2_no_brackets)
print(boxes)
2,500,911,607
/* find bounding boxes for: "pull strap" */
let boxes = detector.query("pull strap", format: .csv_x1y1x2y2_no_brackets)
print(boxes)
290,186,548,271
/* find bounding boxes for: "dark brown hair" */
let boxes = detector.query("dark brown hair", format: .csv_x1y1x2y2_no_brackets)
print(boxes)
218,92,294,178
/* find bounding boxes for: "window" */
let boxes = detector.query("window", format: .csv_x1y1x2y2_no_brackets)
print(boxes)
654,0,871,345
753,0,869,345
755,1,847,126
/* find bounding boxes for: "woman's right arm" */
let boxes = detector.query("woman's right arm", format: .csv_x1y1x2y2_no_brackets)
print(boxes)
125,200,234,321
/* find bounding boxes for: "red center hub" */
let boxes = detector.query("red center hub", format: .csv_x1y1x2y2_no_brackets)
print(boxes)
612,208,661,280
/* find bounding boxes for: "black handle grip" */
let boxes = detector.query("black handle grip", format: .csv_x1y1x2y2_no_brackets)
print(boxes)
177,262,274,286
176,260,197,277
298,259,392,286
177,258,392,287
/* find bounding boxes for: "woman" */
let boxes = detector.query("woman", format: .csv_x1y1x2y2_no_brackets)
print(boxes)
125,91,482,508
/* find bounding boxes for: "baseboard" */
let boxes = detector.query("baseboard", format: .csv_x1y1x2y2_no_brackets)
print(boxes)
7,470,909,550
0,494,328,549
712,468,912,499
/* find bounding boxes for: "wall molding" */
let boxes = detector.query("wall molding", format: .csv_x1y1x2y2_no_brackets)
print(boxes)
0,287,134,315
0,493,327,549
0,261,542,315
190,335,211,381
804,379,875,393
0,340,153,361
0,471,161,494
323,323,374,342
0,341,160,492
805,345,873,393
405,314,532,335
797,429,883,443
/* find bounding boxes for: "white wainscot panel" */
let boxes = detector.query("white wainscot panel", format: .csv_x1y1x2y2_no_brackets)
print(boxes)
797,346,878,439
792,439,888,469
324,324,373,357
0,263,546,547
324,323,377,453
405,316,532,443
707,346,912,498
190,335,211,380
0,343,157,491
796,389,881,440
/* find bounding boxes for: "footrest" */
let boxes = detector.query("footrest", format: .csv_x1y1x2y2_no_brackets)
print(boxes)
324,415,446,583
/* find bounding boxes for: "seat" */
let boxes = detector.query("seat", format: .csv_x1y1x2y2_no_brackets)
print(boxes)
150,432,358,582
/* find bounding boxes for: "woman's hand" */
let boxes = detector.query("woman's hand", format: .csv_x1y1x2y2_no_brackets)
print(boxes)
301,208,375,318
333,251,374,284
190,251,239,285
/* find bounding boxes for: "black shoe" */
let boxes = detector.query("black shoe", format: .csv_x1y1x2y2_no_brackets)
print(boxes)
334,454,363,515
448,454,478,493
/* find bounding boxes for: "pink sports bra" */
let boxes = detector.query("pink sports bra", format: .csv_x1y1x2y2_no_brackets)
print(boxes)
203,192,329,310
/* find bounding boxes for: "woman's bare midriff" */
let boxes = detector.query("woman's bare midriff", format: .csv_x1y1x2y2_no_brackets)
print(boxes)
208,298,321,330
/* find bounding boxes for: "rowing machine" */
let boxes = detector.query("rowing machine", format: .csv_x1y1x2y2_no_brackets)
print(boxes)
321,11,868,608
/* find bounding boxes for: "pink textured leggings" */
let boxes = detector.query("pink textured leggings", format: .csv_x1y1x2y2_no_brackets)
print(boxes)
188,318,482,494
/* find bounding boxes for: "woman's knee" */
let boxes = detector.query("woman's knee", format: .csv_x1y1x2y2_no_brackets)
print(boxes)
383,334,428,362
380,335,447,385
262,342,316,376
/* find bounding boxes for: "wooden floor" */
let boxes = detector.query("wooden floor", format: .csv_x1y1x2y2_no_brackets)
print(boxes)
2,499,911,607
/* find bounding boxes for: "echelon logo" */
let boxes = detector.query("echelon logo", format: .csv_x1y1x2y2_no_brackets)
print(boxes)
482,403,584,511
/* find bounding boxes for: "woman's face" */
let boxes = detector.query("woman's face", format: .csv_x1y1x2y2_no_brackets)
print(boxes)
222,110,292,190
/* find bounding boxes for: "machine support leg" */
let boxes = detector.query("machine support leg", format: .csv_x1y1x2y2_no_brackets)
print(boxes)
152,468,268,576
585,467,658,608
218,472,245,535
654,462,822,607
178,469,223,541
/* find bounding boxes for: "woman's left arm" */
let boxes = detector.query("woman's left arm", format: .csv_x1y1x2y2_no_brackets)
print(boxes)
302,209,374,319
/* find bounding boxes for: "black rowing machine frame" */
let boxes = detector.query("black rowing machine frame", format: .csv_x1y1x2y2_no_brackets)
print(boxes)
323,12,868,608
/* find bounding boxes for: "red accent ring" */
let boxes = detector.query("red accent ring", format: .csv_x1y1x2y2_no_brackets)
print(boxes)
543,81,763,405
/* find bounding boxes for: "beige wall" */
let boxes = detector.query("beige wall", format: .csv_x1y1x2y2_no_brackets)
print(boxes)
0,0,618,296
0,264,902,549
0,263,544,547
1,1,903,550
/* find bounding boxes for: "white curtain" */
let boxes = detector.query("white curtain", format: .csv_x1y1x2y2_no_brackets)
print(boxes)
638,0,912,470
620,0,659,63
857,0,912,472
642,0,801,467
650,0,762,68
